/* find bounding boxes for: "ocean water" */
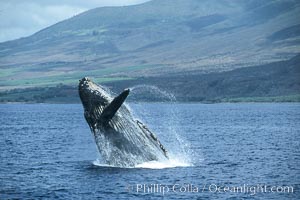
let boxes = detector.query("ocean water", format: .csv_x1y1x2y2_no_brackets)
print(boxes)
0,103,299,199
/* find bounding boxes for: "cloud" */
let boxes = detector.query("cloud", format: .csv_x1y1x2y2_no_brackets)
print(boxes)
0,0,150,42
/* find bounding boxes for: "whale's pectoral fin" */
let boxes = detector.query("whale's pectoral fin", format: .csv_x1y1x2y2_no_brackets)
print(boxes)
100,89,130,124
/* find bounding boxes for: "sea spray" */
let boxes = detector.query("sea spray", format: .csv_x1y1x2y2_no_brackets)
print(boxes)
128,84,194,167
129,85,176,102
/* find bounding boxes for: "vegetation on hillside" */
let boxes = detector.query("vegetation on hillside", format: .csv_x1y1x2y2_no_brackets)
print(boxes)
1,55,299,103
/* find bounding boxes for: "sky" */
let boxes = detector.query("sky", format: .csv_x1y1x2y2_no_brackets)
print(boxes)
0,0,150,43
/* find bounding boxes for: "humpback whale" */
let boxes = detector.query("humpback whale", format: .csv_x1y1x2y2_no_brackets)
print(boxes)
78,77,168,167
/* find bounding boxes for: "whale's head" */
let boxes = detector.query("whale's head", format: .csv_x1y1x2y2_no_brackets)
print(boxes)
78,77,130,127
78,77,111,112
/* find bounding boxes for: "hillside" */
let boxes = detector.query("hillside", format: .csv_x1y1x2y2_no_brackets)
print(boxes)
0,0,300,93
1,55,299,103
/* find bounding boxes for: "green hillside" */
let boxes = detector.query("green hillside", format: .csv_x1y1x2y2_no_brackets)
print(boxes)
1,55,299,103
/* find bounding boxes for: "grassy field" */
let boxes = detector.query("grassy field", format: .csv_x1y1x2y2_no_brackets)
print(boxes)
1,55,299,103
0,64,151,90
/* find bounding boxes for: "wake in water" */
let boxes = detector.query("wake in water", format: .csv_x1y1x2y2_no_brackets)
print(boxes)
93,155,191,169
90,84,194,169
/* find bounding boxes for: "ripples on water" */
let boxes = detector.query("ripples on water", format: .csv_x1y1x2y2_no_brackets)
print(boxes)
0,103,299,199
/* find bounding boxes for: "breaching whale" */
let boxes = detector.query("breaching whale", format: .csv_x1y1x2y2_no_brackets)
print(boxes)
78,77,168,167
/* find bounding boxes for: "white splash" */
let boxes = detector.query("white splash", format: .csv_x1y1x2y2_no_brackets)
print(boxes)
135,158,191,169
92,157,192,169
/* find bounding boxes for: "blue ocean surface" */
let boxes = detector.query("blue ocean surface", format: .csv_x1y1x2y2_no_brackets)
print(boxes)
0,103,299,199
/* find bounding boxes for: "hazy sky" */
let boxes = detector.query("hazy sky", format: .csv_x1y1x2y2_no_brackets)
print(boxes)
0,0,150,43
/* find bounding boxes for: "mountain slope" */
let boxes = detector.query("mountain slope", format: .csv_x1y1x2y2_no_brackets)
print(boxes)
1,54,299,103
0,0,300,91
